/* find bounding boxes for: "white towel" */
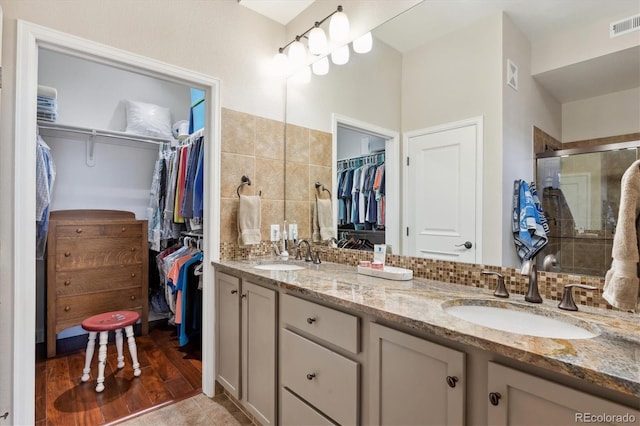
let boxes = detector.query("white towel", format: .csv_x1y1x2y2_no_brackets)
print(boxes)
603,160,640,313
237,195,261,246
313,197,335,243
37,85,58,99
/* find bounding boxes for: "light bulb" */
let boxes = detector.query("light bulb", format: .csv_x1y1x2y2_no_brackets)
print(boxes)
312,57,330,76
308,26,328,55
353,32,372,54
291,65,311,84
272,52,289,76
329,9,350,42
331,45,350,65
288,39,307,68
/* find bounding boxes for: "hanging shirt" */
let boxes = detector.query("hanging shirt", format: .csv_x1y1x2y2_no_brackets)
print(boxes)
36,136,56,259
173,146,189,223
192,137,205,218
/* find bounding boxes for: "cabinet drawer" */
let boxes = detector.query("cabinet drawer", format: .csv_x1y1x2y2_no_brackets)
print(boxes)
56,287,143,323
282,293,359,353
281,388,336,426
55,223,143,238
281,329,358,426
56,264,142,296
55,237,143,270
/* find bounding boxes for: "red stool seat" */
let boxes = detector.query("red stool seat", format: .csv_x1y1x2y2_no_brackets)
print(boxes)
81,310,140,332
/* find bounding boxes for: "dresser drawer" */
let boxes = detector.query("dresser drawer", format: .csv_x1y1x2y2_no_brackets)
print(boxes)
281,329,358,425
281,387,337,426
56,287,143,324
55,264,143,296
56,222,143,238
55,237,143,270
281,294,359,353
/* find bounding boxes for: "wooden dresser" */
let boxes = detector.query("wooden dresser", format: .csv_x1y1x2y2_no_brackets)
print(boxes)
46,209,149,358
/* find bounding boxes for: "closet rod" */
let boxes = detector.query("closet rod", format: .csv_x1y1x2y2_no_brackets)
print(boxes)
37,122,171,146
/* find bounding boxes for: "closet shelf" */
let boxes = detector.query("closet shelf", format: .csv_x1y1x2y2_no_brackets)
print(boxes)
37,121,172,166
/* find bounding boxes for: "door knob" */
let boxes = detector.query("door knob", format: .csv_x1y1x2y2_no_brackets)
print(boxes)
455,241,473,249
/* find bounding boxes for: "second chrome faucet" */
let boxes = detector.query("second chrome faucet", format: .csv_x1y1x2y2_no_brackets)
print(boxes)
520,260,542,303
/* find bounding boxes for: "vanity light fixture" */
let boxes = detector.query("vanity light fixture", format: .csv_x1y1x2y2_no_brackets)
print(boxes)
273,5,370,80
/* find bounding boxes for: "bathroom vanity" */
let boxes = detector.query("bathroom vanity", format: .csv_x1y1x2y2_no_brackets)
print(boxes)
213,259,639,425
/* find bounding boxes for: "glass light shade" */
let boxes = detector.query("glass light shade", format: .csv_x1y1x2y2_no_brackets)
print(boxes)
312,57,330,76
331,45,350,65
272,52,289,76
291,65,311,84
329,11,350,42
353,32,373,54
308,27,328,55
288,40,307,67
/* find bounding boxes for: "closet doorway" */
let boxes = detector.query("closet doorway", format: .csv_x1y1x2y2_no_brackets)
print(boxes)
332,115,400,254
13,21,221,425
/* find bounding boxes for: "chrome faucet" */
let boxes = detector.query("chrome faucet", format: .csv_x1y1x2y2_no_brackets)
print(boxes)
481,270,509,298
297,239,313,262
272,243,280,256
520,260,542,303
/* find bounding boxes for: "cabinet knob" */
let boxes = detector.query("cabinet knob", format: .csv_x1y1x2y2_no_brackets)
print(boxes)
130,296,136,301
64,251,71,257
64,306,71,312
489,392,501,406
76,228,83,233
121,227,126,232
131,273,136,278
306,373,316,380
306,317,316,324
446,376,458,388
241,294,247,299
131,247,136,252
231,289,238,294
64,280,71,286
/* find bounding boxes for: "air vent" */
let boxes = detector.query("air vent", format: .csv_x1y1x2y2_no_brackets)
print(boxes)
610,13,640,38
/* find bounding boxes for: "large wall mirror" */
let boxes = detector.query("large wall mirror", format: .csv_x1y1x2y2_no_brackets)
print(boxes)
284,0,640,277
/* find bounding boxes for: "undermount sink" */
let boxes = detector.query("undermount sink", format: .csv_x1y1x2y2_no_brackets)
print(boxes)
442,300,599,339
254,263,305,271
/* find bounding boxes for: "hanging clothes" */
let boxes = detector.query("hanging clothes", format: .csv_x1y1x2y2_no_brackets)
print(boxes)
36,136,56,259
336,153,385,230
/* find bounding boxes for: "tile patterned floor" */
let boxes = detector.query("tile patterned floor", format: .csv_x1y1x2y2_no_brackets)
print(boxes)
114,393,253,425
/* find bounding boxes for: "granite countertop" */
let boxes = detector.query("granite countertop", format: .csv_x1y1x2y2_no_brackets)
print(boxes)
213,258,640,398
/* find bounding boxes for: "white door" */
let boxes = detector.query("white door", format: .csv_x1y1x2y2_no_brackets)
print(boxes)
405,118,481,263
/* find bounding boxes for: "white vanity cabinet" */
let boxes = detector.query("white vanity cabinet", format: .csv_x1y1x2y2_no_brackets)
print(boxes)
487,362,640,425
215,272,277,425
280,294,360,425
369,322,466,425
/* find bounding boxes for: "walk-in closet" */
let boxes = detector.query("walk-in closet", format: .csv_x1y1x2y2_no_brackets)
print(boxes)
35,47,206,386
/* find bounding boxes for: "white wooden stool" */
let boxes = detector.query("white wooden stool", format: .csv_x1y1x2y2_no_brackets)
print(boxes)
80,310,141,392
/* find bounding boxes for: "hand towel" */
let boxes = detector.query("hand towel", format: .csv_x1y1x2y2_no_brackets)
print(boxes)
237,195,261,246
512,180,548,261
313,197,335,242
603,160,640,313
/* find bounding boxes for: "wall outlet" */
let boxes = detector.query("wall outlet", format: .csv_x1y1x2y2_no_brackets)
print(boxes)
270,224,280,242
288,223,298,240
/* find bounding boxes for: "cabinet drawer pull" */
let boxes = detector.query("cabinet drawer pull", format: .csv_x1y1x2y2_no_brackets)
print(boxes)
131,247,136,252
121,227,126,232
231,289,238,294
306,317,316,324
64,251,71,257
64,280,71,286
64,306,71,312
489,392,501,406
130,296,136,301
446,376,458,388
131,273,136,278
306,373,316,380
76,228,83,233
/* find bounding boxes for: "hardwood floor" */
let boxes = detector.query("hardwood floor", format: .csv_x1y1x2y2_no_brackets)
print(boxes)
35,320,202,425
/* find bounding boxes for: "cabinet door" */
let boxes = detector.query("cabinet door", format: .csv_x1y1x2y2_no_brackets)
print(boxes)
242,281,277,425
216,272,241,399
369,323,465,426
487,362,640,425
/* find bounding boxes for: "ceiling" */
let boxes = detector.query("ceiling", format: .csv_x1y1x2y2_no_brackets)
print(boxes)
240,0,640,103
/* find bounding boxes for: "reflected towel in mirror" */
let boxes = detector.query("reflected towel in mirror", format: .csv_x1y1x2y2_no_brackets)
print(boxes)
313,197,335,243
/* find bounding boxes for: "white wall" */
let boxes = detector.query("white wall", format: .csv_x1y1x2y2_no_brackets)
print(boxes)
562,87,640,142
501,14,562,268
401,13,503,266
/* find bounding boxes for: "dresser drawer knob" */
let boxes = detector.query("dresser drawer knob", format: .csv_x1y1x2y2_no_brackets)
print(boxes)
121,227,126,232
64,280,71,286
446,376,458,388
130,296,136,301
306,373,316,380
131,247,136,252
64,252,71,257
306,317,316,324
76,228,83,233
64,306,71,312
131,273,136,278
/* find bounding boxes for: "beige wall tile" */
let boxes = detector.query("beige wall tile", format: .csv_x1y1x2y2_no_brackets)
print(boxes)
220,198,239,244
286,123,310,164
222,108,256,155
256,116,285,160
285,162,309,201
255,158,284,200
221,153,256,199
260,199,285,241
309,129,332,167
309,165,332,200
286,201,311,240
